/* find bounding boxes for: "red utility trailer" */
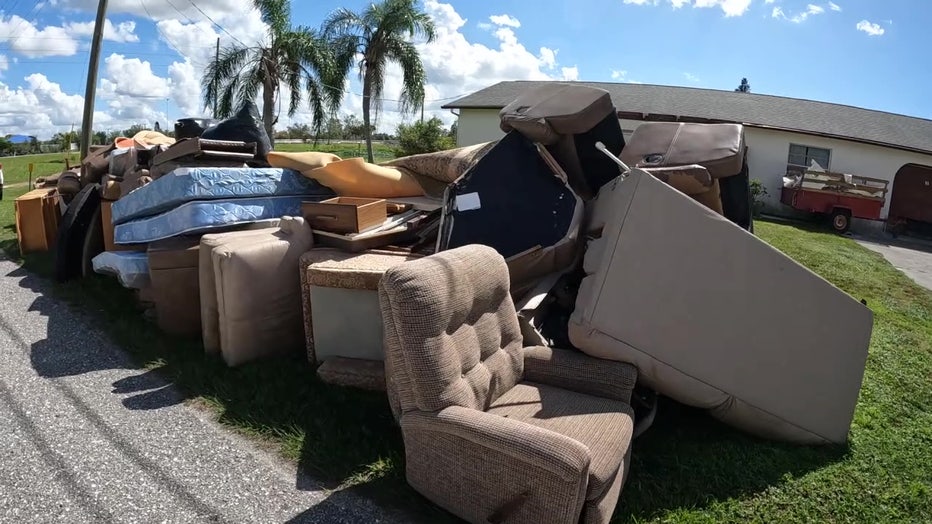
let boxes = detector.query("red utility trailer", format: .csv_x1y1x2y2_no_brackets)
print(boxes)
780,169,889,233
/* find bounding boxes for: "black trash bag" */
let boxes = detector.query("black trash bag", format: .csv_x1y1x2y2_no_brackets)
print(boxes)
174,118,208,139
200,100,271,161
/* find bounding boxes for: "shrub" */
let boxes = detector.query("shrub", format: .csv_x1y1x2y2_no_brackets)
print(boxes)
750,178,769,217
394,117,455,157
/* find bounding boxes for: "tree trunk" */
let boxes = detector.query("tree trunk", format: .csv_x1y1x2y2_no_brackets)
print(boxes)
262,78,276,149
361,65,374,163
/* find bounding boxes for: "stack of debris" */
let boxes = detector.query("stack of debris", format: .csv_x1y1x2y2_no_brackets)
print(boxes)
11,83,874,524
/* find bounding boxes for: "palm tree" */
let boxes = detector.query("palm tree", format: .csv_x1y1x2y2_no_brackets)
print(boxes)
323,0,436,162
202,0,337,145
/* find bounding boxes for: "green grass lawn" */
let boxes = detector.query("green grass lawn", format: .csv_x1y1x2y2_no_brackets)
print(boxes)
2,157,930,521
1,151,81,187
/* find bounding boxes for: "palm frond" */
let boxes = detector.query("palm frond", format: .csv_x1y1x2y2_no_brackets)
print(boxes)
321,8,363,38
384,38,426,115
254,0,290,37
365,54,386,124
202,45,256,117
234,55,265,111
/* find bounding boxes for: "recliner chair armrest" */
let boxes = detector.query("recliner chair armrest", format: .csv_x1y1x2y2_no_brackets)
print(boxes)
401,406,591,524
523,346,638,404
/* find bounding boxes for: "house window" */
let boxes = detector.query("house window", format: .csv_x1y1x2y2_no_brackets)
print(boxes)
787,144,831,174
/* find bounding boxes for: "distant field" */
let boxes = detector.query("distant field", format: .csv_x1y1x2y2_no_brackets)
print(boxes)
1,152,80,186
272,141,397,162
1,152,80,254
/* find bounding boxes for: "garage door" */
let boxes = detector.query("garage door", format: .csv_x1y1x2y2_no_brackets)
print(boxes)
889,164,932,224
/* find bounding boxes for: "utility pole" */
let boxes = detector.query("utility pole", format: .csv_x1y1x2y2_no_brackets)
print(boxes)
213,37,220,118
79,0,108,163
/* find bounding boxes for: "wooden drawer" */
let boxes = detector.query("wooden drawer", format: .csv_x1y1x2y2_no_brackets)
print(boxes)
302,197,387,234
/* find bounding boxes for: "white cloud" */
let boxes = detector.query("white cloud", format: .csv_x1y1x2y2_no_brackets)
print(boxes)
0,55,8,74
168,60,206,117
610,69,643,84
97,54,174,127
0,15,79,57
856,20,885,36
489,14,520,28
0,0,587,138
0,15,140,58
65,19,140,43
100,54,171,100
829,2,842,12
25,74,85,126
692,0,753,17
622,0,752,17
684,72,700,83
772,3,827,23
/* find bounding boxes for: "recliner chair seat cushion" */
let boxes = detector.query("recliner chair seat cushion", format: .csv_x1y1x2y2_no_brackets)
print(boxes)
488,382,634,500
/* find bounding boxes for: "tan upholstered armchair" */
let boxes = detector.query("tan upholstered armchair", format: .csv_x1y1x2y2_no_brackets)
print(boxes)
378,244,638,524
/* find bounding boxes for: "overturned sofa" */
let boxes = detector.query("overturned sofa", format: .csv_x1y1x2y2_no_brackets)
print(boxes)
567,168,872,444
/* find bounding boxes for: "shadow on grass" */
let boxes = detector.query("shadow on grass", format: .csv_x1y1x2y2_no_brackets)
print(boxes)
5,247,847,524
613,398,849,523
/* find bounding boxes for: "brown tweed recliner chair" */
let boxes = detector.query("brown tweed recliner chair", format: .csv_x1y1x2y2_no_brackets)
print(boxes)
378,244,638,524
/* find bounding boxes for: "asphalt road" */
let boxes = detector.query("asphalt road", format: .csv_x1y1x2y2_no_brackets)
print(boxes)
0,255,411,524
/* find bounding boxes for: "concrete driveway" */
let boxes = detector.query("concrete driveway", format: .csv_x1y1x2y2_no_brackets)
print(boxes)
855,236,932,291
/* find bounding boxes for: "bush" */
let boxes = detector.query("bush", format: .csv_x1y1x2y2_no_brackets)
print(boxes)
750,178,769,217
394,117,455,157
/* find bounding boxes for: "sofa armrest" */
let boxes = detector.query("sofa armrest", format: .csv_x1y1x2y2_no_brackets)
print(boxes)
523,346,638,404
401,406,590,524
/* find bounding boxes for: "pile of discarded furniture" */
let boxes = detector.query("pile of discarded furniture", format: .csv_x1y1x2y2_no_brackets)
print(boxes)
13,84,874,524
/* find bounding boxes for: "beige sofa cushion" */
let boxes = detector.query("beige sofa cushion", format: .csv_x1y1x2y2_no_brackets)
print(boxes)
569,169,873,444
207,217,312,366
199,225,281,353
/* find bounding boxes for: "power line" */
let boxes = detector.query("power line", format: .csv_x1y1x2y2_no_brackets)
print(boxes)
186,0,251,48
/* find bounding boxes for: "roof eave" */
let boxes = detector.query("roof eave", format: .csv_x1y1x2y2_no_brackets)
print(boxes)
448,105,932,158
440,102,504,110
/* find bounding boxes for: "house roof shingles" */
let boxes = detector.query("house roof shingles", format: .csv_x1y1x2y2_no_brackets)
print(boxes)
441,80,932,156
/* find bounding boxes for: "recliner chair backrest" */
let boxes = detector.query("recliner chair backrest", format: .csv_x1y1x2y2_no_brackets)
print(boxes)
378,245,525,419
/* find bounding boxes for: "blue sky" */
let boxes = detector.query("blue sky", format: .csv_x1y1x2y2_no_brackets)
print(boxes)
0,0,926,139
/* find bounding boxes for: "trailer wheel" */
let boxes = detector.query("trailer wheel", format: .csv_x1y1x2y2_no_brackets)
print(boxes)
831,208,851,233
